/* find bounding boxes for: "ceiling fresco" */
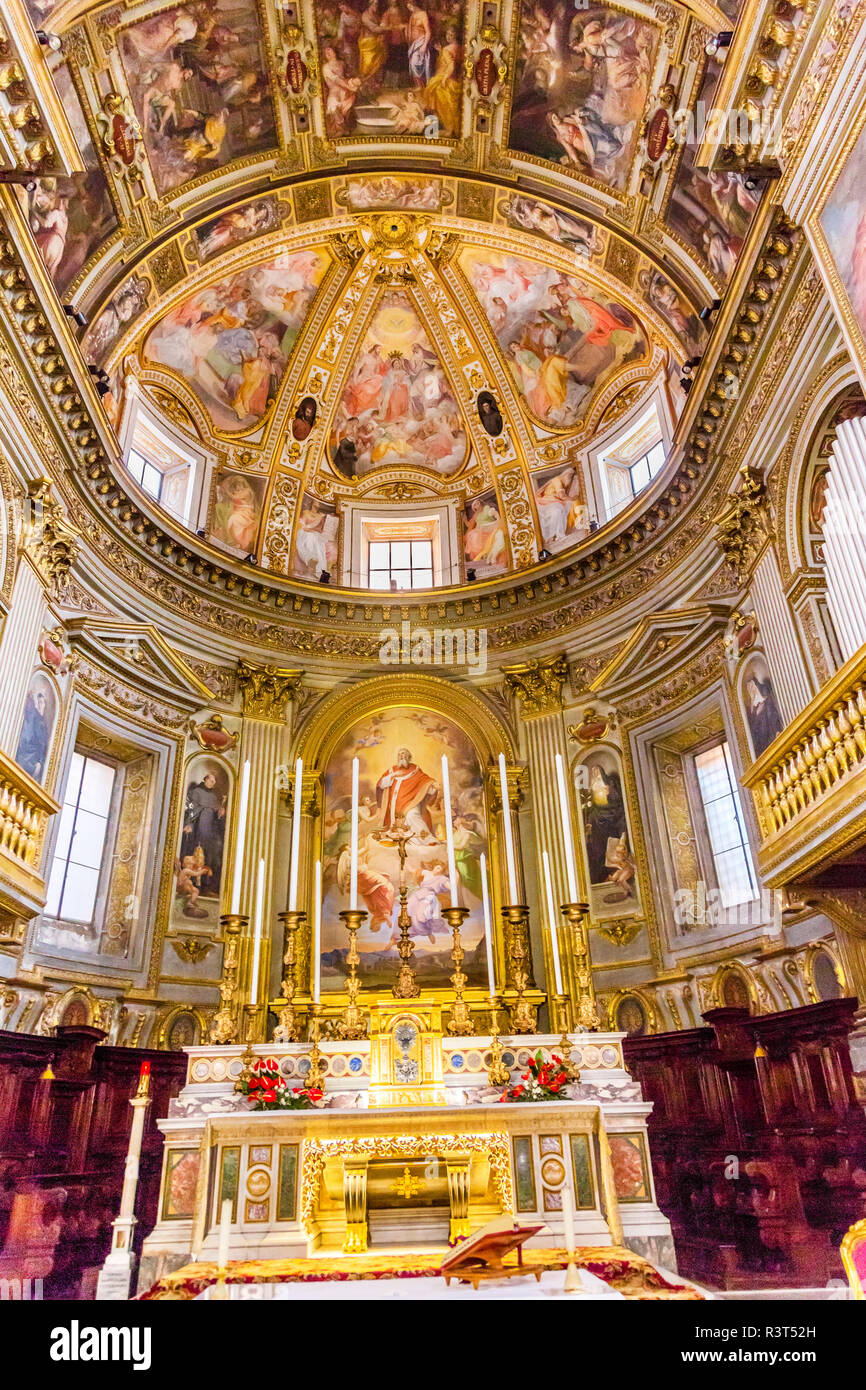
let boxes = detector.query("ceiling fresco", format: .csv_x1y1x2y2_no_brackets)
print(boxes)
1,0,765,590
143,247,330,430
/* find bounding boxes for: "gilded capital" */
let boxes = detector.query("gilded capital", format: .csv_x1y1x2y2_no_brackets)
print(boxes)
487,761,528,812
22,478,80,591
714,464,768,584
503,653,569,717
237,660,304,720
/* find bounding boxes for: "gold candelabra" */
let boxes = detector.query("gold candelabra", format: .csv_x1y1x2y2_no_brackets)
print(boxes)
337,908,369,1039
208,914,247,1044
305,1001,326,1091
443,905,474,1036
501,904,537,1033
274,910,304,1042
560,902,600,1031
486,993,510,1086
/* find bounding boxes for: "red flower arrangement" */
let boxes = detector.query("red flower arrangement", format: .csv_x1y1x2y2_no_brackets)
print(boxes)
499,1050,570,1103
238,1057,324,1111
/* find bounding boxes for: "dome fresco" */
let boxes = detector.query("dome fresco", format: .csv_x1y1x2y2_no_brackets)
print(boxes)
10,0,760,593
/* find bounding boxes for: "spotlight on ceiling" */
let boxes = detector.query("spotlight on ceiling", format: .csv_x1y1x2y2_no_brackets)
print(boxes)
538,548,552,561
36,29,62,50
319,569,331,584
684,356,702,371
196,528,206,538
589,518,599,532
705,31,733,57
699,298,723,322
95,379,110,398
466,568,476,582
63,304,87,328
245,553,257,565
680,378,694,394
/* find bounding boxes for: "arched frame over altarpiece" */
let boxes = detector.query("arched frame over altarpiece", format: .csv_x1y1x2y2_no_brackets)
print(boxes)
291,673,533,1021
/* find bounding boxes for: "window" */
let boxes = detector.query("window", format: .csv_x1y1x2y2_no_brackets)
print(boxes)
127,448,164,502
368,537,434,590
598,401,667,519
694,741,758,909
123,410,198,522
45,752,116,923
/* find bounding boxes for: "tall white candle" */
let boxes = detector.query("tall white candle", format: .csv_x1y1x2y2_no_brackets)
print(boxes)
498,753,519,903
441,754,459,906
287,757,303,911
542,850,563,996
230,759,251,915
561,1180,576,1256
250,857,265,1002
313,859,322,1003
217,1196,232,1270
480,852,495,994
349,757,359,911
555,752,579,902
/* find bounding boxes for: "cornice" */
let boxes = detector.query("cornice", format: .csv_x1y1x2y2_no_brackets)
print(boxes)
0,199,808,662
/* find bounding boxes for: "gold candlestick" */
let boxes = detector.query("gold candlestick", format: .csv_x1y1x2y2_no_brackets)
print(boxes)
486,993,510,1086
337,908,369,1039
444,905,474,1036
501,904,537,1033
305,1001,326,1091
209,914,247,1044
274,910,304,1043
552,994,581,1082
560,902,599,1031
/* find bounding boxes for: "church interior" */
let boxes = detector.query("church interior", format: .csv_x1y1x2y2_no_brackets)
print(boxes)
0,0,866,1311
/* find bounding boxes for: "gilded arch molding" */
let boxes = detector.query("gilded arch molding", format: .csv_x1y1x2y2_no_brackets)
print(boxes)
293,672,517,771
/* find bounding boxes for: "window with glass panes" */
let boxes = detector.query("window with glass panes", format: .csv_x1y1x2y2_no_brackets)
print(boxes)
368,538,433,589
45,752,116,924
627,439,666,497
127,448,164,502
694,741,757,909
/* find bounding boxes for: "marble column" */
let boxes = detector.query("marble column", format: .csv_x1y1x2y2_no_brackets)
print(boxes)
750,546,815,722
0,557,48,754
824,415,866,662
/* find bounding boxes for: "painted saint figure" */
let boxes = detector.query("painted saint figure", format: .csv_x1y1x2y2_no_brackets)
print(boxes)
376,746,438,839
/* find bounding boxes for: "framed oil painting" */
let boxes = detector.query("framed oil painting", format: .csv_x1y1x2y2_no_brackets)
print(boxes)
320,707,489,993
172,755,231,929
813,110,866,391
573,747,642,920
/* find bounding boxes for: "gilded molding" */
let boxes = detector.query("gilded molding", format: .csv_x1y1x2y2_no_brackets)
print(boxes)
237,661,304,721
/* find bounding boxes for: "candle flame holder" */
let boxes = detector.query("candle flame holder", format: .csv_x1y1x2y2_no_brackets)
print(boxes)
336,908,369,1038
443,905,474,1035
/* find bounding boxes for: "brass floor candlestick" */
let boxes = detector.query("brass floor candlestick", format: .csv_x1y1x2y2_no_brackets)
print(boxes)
444,905,474,1035
209,914,247,1044
486,994,510,1086
501,904,537,1033
337,908,369,1039
305,1001,326,1091
560,902,600,1031
274,910,304,1043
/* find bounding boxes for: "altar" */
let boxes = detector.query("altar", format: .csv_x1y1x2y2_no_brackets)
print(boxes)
138,1024,675,1294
